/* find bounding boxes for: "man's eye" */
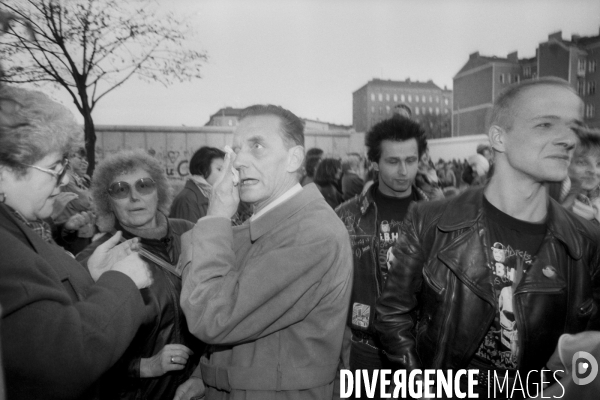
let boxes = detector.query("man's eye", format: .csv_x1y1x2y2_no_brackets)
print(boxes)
253,143,264,150
536,123,551,128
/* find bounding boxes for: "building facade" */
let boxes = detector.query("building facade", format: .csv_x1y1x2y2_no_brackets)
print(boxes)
352,78,452,138
453,27,600,136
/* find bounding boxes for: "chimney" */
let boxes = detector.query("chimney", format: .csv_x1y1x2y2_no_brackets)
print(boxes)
507,51,518,62
469,51,480,60
548,31,562,41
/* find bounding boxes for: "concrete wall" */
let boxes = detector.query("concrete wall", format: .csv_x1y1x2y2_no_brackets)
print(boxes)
95,125,365,181
95,125,489,182
427,134,490,163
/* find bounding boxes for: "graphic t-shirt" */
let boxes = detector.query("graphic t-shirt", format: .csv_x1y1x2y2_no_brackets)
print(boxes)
373,188,418,282
473,196,547,370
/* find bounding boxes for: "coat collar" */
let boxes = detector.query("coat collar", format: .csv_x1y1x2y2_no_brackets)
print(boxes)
437,187,582,260
249,183,320,242
0,203,75,283
357,182,429,216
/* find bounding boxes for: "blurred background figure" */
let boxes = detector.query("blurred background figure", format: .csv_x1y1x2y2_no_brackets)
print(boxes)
77,149,203,400
560,127,600,224
463,153,490,188
415,147,444,200
341,153,365,201
314,157,343,209
439,160,457,189
170,146,225,223
392,103,412,119
300,147,323,186
0,85,151,400
51,145,96,255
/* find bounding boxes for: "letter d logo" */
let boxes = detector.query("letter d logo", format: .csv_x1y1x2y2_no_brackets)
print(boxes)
572,351,599,385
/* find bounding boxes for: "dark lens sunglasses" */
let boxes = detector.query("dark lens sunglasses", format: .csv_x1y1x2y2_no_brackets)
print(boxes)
107,178,156,199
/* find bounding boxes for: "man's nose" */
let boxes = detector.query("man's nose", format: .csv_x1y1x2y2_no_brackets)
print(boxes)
233,149,247,170
398,162,407,176
556,128,577,150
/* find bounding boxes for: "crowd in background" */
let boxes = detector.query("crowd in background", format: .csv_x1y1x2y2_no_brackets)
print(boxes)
2,80,600,400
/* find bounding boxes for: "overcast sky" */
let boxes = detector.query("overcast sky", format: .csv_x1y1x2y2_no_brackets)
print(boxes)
48,0,600,127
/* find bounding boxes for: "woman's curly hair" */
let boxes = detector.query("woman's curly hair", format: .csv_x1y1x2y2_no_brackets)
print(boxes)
0,86,82,176
91,149,173,232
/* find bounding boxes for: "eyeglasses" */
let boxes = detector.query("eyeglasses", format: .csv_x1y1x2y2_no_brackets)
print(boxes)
22,158,70,186
107,178,157,199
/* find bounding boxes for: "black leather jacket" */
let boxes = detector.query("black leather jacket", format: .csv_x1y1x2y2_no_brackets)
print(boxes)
335,183,429,336
77,218,204,400
375,188,600,373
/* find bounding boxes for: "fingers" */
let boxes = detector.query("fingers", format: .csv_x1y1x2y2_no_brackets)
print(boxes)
164,344,194,355
97,230,123,251
173,379,194,400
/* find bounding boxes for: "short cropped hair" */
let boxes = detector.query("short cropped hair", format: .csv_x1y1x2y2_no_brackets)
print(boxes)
240,104,305,148
91,149,173,232
0,86,82,176
365,116,427,163
189,146,225,178
314,158,341,186
488,77,577,131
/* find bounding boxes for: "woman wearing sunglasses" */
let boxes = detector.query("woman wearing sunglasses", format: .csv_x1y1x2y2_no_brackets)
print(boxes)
0,86,152,400
76,149,204,400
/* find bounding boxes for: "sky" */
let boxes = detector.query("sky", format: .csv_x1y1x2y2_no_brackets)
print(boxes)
44,0,600,128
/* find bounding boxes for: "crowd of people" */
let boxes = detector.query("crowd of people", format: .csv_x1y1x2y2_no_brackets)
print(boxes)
1,76,600,400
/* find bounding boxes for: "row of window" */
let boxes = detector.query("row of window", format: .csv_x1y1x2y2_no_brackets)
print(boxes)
370,92,450,105
585,103,595,118
499,73,521,84
371,105,448,116
578,59,597,75
577,80,596,96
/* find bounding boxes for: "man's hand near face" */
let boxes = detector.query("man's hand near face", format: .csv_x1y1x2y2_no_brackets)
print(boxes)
207,151,240,219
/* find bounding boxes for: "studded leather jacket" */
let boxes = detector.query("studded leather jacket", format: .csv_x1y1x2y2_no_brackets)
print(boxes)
335,182,429,337
375,188,600,373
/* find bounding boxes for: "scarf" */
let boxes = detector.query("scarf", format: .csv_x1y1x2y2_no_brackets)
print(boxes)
190,175,212,198
10,207,55,245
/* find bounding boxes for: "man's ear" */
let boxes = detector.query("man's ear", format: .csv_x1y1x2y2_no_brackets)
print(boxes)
489,125,506,153
287,145,305,173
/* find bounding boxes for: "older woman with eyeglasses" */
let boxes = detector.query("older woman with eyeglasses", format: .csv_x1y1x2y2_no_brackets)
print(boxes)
76,149,204,400
0,86,152,400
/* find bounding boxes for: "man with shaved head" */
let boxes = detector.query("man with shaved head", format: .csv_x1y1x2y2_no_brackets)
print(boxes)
376,77,600,397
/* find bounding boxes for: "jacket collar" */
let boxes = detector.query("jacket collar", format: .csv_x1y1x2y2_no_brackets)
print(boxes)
437,187,582,260
249,183,320,242
357,182,429,216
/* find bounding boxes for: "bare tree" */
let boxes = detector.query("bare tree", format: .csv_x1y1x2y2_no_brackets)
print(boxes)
0,0,206,173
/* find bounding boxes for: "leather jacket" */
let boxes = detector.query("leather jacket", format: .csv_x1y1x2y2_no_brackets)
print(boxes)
335,183,429,337
375,188,600,373
77,217,204,400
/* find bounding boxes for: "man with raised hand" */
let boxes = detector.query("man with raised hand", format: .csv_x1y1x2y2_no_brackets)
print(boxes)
178,104,352,400
376,77,600,398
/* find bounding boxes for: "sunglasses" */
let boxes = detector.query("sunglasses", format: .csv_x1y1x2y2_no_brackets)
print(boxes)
107,177,156,199
22,158,70,187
